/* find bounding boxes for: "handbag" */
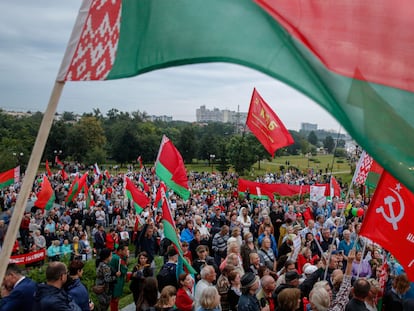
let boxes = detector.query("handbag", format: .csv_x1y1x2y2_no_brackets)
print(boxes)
92,284,105,294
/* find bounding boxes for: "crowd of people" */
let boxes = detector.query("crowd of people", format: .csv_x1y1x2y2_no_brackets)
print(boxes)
0,167,413,311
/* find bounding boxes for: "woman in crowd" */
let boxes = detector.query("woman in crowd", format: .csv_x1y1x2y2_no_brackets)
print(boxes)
95,248,120,311
198,286,221,311
365,278,380,311
227,270,242,311
71,236,83,261
47,240,61,262
351,250,372,278
237,207,251,235
79,233,92,260
130,251,153,304
277,288,301,311
176,273,195,311
258,237,277,272
181,220,195,243
309,286,330,311
155,286,177,311
382,273,411,311
136,277,159,311
240,232,258,272
65,260,93,311
217,265,234,311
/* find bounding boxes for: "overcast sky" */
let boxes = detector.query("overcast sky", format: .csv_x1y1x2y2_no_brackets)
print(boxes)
0,1,342,131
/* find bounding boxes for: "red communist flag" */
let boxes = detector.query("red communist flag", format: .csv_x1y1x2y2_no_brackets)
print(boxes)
246,88,294,156
360,171,414,281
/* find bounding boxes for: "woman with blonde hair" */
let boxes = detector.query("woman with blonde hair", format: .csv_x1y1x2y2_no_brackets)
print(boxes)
155,285,177,311
309,286,330,311
198,286,221,311
365,278,380,311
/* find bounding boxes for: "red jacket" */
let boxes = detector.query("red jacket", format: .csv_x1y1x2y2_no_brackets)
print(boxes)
176,287,193,311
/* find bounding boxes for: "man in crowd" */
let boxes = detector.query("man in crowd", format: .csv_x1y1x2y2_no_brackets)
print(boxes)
32,261,81,311
0,264,36,310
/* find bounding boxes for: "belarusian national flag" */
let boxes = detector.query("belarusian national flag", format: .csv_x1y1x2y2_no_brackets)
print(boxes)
246,88,294,156
45,160,52,177
155,135,190,200
124,177,150,214
58,0,414,194
365,160,384,189
137,156,143,170
66,173,88,202
154,182,167,210
138,175,149,193
352,151,373,186
55,156,64,169
0,167,20,189
160,192,196,274
35,176,55,210
60,169,69,181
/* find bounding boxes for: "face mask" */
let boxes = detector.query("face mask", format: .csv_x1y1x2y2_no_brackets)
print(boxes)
247,237,254,242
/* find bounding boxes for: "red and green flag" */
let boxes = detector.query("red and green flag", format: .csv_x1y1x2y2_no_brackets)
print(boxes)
35,176,55,210
124,177,150,214
137,156,143,170
58,0,414,194
60,169,69,181
55,156,64,169
45,160,52,177
160,192,196,274
154,182,167,210
0,167,20,189
138,175,149,193
155,135,190,200
66,172,88,203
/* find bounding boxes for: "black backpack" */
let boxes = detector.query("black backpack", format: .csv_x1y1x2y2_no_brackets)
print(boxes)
156,262,177,290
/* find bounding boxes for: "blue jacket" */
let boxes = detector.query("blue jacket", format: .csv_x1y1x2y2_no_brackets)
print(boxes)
0,277,36,311
66,278,90,311
32,283,82,311
237,294,260,311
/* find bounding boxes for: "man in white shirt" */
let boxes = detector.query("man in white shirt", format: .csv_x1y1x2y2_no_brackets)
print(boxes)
194,265,217,310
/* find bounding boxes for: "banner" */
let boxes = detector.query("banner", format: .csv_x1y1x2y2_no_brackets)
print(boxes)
238,178,312,197
9,249,46,265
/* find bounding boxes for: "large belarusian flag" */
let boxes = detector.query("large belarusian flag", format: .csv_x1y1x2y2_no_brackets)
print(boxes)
155,135,190,200
58,0,414,194
35,176,55,211
0,167,20,189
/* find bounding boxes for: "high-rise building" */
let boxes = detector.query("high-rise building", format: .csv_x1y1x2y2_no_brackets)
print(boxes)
196,105,247,124
301,122,318,132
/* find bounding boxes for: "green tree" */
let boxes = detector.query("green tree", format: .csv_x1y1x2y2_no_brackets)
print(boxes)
308,131,318,146
323,135,335,153
227,136,256,175
178,126,197,164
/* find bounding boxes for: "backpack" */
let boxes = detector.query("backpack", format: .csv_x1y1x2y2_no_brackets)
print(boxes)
156,262,177,290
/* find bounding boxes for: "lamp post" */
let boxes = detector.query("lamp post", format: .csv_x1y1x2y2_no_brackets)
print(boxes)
210,154,216,172
12,152,24,171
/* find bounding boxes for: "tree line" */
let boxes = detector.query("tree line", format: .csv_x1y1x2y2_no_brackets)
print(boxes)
0,109,346,174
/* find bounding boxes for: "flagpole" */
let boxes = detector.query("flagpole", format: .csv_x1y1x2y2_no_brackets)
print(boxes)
0,81,65,282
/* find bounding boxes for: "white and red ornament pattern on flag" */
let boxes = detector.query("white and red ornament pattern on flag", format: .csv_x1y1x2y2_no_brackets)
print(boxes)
352,151,373,185
65,0,121,80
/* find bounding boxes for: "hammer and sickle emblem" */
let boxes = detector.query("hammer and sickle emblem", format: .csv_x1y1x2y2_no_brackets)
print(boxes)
376,187,405,230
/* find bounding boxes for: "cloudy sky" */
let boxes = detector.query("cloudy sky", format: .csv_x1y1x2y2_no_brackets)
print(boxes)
0,1,342,131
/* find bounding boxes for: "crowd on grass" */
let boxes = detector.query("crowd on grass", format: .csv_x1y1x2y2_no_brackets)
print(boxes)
0,168,413,311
